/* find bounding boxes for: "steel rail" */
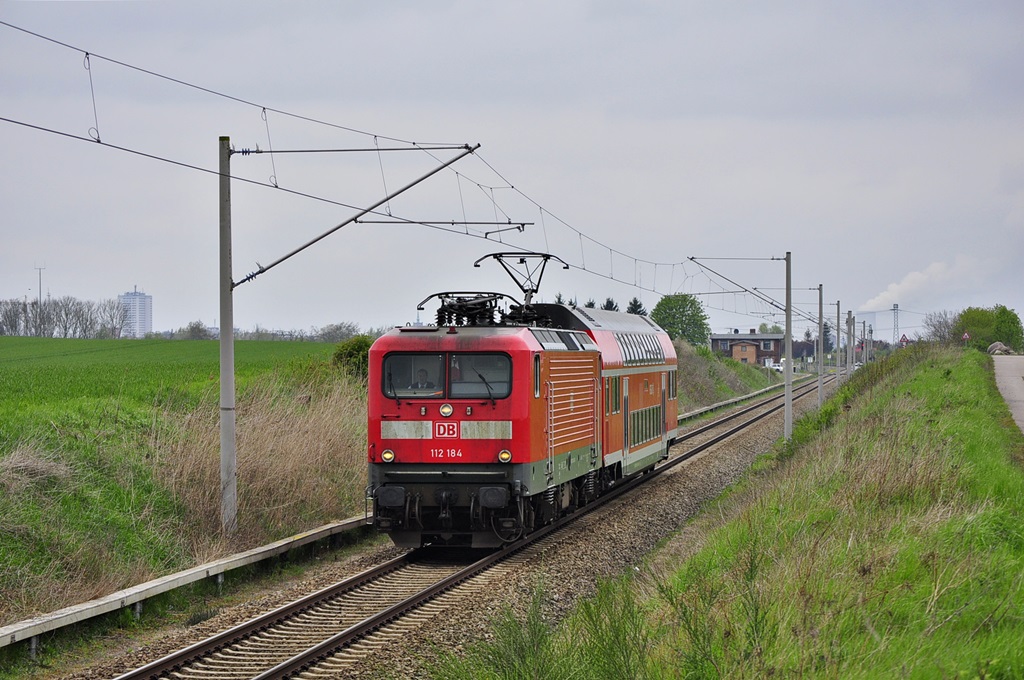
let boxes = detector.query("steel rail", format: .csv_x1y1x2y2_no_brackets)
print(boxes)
252,534,552,679
633,375,833,495
674,376,829,445
113,553,412,680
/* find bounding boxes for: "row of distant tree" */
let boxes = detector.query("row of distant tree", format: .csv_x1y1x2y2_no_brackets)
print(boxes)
749,304,1024,357
0,294,394,342
922,305,1024,352
175,294,716,348
555,293,651,316
172,320,393,342
11,292,1015,354
0,289,734,349
0,296,130,339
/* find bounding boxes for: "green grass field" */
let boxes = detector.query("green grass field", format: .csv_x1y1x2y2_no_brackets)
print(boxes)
0,337,345,630
0,336,336,439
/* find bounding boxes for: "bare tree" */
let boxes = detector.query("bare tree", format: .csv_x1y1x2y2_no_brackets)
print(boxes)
52,296,79,338
315,321,360,343
23,299,49,337
922,310,958,344
0,299,24,336
40,298,57,337
96,298,128,339
74,300,99,338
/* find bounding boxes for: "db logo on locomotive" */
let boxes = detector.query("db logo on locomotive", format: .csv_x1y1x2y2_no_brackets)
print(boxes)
434,422,459,438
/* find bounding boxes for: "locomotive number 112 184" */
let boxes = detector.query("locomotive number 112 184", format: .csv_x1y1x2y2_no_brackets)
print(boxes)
430,448,463,458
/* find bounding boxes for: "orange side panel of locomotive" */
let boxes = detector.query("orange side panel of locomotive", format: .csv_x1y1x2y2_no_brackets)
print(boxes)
533,351,602,462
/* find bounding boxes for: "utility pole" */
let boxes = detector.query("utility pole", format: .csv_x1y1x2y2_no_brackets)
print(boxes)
817,284,823,408
861,320,866,364
836,301,842,381
784,252,792,440
846,311,854,372
34,265,45,337
219,136,237,536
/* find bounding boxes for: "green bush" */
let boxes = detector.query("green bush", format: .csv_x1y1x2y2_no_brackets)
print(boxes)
332,334,373,379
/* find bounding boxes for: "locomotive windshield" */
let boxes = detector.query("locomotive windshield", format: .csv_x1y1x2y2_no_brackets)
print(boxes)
382,352,511,400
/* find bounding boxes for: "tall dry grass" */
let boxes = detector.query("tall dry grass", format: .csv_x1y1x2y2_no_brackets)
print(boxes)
0,444,73,495
0,443,162,624
152,369,368,557
1,367,369,627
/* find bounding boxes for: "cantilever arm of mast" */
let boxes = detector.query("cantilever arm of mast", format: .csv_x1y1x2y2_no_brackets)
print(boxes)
234,143,480,288
353,220,532,228
233,145,471,154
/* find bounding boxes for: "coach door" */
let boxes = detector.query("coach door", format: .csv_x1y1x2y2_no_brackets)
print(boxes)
661,372,668,450
622,377,629,457
592,376,601,466
545,380,555,485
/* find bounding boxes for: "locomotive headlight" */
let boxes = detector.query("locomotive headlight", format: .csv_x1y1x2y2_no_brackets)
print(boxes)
498,449,513,463
381,449,396,463
439,403,454,417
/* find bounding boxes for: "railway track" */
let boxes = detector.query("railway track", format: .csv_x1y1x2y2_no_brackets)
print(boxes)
114,377,830,680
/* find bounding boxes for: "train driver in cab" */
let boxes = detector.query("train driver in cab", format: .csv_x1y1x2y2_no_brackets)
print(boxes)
409,369,435,390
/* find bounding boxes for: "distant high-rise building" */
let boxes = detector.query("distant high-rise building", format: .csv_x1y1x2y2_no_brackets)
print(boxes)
119,287,153,338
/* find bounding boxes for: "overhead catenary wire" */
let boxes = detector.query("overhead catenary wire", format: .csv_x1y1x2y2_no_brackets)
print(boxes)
234,144,481,287
0,115,501,247
4,18,703,296
0,115,380,214
0,20,462,148
3,19,811,323
689,257,824,327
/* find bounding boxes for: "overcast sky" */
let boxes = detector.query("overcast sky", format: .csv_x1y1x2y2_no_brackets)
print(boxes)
2,1,1022,342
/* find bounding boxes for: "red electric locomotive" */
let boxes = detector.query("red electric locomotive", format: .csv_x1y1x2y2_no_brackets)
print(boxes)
367,254,678,548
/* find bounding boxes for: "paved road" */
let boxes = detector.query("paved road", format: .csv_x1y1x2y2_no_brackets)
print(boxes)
993,355,1024,434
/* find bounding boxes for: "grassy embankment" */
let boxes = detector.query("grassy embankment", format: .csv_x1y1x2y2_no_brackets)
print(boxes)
674,340,779,412
433,344,1024,679
0,336,366,630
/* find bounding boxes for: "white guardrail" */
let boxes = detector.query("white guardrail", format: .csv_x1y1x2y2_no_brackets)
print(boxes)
677,373,812,423
1,515,368,653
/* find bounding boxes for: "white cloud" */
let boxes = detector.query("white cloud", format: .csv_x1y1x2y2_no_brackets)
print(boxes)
859,256,985,312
